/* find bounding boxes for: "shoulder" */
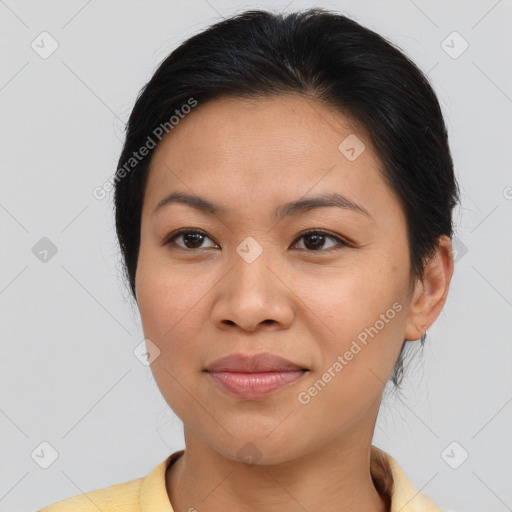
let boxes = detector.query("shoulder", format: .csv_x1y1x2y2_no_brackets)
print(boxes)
371,445,443,512
37,474,144,512
37,452,180,512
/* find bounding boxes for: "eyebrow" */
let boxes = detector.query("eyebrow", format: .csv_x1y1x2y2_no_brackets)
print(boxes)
153,190,371,221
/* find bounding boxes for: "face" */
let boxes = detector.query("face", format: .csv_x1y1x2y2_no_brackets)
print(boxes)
136,94,426,464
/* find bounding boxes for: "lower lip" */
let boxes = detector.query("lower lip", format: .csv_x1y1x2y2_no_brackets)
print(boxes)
207,370,306,399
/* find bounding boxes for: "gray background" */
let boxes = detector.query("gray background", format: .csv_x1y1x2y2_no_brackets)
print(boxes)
1,1,511,511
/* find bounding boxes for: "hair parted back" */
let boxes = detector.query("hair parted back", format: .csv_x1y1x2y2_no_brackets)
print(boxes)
114,8,460,388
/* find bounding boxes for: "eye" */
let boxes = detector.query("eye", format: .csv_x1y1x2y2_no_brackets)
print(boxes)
163,228,218,250
163,228,350,252
291,229,349,252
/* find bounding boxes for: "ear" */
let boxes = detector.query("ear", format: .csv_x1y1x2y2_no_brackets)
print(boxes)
404,235,454,341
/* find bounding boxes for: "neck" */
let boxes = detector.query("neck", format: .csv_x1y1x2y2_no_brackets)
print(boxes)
166,430,390,512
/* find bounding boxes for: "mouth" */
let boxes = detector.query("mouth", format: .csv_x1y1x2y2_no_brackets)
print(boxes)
205,352,308,373
204,352,309,399
206,369,308,399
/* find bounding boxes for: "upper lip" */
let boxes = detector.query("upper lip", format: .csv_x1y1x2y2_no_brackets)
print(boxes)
205,352,307,373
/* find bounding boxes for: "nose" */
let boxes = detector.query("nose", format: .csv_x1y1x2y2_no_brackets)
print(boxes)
211,247,295,333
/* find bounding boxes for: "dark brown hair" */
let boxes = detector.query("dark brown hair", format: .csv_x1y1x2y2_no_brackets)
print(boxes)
114,8,459,388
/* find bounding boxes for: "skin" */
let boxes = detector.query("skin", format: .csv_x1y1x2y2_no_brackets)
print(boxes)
135,94,453,512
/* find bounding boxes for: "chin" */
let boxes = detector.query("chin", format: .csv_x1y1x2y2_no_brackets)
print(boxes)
207,433,310,467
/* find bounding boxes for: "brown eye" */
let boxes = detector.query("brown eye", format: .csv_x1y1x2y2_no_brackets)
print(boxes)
292,230,348,251
164,229,218,250
163,228,349,252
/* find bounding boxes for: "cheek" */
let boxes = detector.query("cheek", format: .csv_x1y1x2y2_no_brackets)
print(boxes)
295,288,404,436
135,256,220,400
302,260,405,334
136,261,210,416
299,260,407,389
136,252,207,340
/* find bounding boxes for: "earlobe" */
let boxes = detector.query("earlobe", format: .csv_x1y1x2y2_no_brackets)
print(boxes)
403,235,454,342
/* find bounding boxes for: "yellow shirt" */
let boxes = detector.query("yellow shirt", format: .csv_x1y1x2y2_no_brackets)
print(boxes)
38,445,442,511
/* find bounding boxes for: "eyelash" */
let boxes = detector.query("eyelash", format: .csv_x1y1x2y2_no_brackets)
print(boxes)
163,228,352,253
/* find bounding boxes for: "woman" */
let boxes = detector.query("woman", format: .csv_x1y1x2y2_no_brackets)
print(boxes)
40,7,458,511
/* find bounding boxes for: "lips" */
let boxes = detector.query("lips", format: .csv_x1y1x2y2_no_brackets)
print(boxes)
205,352,307,373
204,352,308,399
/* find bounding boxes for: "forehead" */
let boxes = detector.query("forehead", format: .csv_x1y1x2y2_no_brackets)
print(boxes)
143,94,401,223
152,93,372,159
